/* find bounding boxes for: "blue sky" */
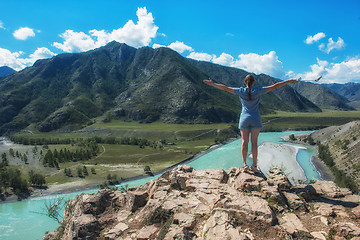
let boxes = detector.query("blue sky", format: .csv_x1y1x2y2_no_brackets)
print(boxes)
1,0,359,83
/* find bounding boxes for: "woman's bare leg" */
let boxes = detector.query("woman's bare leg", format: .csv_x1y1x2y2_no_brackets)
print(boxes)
250,128,261,166
240,129,250,167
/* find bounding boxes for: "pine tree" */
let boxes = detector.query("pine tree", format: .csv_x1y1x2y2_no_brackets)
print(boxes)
77,168,83,177
83,166,88,176
1,153,8,166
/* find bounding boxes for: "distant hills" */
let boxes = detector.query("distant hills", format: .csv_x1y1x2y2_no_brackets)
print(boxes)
323,82,360,102
322,83,360,109
291,81,355,111
0,66,16,77
0,41,356,133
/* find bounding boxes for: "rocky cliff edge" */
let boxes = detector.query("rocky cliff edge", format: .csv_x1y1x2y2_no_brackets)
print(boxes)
43,165,360,240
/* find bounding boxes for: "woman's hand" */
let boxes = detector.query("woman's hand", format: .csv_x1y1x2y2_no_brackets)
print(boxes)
203,78,214,86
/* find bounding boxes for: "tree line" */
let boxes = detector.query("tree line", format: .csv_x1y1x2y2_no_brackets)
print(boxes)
8,135,154,148
317,142,358,193
0,168,29,196
0,159,45,196
42,147,95,168
64,165,95,178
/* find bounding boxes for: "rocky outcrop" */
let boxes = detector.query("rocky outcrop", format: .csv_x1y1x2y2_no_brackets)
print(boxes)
43,166,360,240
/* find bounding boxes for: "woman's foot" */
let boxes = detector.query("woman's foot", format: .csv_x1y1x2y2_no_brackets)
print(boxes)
250,164,260,174
242,165,250,173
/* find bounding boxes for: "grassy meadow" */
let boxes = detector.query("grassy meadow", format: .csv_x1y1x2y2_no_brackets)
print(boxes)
4,120,235,186
262,110,360,131
3,110,359,187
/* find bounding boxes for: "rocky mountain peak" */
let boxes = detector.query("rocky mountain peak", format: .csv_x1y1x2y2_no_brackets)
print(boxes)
43,165,360,240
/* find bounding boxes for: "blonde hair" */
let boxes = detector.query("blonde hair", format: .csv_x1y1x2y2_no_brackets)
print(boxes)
244,75,255,100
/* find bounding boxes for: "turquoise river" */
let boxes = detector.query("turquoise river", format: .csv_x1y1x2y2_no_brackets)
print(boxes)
0,131,319,240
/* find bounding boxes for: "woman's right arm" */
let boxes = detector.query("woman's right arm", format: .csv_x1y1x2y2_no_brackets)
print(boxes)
266,79,298,93
203,78,234,94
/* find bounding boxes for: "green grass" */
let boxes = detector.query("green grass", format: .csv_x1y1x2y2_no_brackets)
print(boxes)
43,142,202,185
8,121,222,185
264,110,360,118
16,120,233,141
262,110,360,131
92,119,231,131
85,144,188,165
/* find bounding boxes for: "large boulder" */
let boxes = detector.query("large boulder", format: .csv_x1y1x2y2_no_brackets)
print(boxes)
292,184,318,201
136,224,159,240
125,190,149,212
215,193,277,227
202,211,250,240
313,202,349,218
232,171,265,191
164,226,195,240
81,189,112,215
278,213,309,236
64,214,100,239
267,167,291,190
192,168,229,183
104,222,128,240
282,191,307,211
312,181,352,198
173,213,196,229
330,222,360,239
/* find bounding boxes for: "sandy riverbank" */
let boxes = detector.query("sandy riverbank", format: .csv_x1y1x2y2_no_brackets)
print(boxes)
256,142,307,185
280,135,334,182
310,154,334,181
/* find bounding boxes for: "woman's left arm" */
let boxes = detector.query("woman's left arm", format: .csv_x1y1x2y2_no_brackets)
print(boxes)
203,78,234,94
266,79,298,93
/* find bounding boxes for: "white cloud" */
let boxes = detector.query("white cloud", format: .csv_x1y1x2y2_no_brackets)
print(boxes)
319,37,346,54
153,43,166,49
0,48,25,70
187,52,214,61
231,51,285,79
155,41,285,79
30,47,56,59
0,20,5,29
187,50,286,79
53,7,159,53
0,47,55,71
305,32,326,44
168,41,194,53
297,57,360,83
212,53,234,66
298,58,328,81
13,27,35,40
53,30,97,53
153,41,193,54
19,47,56,66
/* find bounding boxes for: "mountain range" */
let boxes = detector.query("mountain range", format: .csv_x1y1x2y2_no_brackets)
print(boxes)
0,66,16,77
0,41,357,133
322,83,360,109
291,81,355,111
